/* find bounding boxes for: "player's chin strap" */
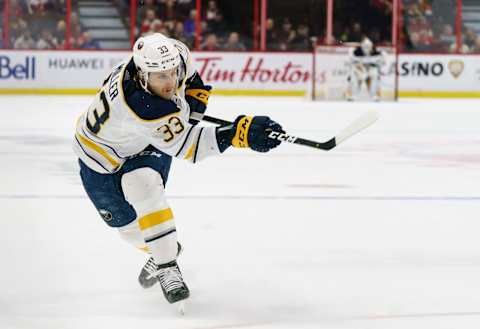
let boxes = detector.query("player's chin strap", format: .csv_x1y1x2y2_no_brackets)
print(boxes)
202,111,378,151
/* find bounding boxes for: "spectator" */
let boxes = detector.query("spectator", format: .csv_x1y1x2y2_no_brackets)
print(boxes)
55,19,66,48
205,0,219,22
9,0,27,19
277,19,296,49
36,28,58,49
70,12,82,39
201,33,220,51
349,22,363,42
172,21,193,48
79,31,100,49
223,32,246,51
208,13,227,40
266,18,278,50
471,36,480,53
291,24,312,51
409,30,432,52
140,9,158,35
464,27,477,49
9,18,28,44
449,41,469,54
159,0,177,21
184,9,196,39
13,30,35,49
177,0,193,19
438,24,456,51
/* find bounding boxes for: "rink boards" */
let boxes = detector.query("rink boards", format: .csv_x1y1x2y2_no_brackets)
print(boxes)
0,50,479,98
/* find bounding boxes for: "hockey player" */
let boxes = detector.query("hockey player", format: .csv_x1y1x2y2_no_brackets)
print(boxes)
346,37,386,101
73,33,284,307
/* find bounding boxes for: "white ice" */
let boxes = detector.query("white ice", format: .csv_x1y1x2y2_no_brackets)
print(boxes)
0,95,479,329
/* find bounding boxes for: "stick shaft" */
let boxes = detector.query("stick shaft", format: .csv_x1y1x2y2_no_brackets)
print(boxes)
202,112,376,151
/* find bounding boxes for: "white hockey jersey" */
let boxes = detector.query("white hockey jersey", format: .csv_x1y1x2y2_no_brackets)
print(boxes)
73,40,220,174
348,46,386,67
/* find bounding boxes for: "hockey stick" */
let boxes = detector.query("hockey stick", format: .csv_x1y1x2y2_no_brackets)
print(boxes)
202,110,378,151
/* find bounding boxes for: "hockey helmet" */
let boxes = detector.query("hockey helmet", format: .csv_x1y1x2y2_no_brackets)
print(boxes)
133,33,181,91
361,38,373,55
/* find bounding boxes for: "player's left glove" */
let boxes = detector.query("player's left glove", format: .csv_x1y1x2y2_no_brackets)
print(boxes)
216,115,285,153
185,73,212,125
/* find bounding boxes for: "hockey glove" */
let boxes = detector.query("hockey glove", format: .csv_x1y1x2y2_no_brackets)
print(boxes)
185,73,212,125
229,115,284,153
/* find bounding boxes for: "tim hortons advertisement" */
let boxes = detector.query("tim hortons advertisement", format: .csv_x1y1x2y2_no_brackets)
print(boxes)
192,53,312,92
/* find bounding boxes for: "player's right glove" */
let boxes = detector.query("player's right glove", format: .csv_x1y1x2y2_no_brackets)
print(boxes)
216,115,284,153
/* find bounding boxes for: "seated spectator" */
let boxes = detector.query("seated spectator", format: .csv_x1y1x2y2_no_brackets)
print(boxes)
13,30,35,49
36,28,58,49
184,9,196,39
471,36,480,53
177,0,193,19
173,21,193,48
163,19,175,36
349,22,363,42
409,30,432,52
140,9,158,35
208,13,227,41
223,32,246,51
158,0,177,21
266,18,279,50
291,24,311,51
70,11,82,40
55,19,66,48
449,41,469,54
9,18,29,44
464,27,477,49
201,33,220,51
78,31,100,49
438,24,456,51
277,18,296,49
205,0,219,23
9,0,27,19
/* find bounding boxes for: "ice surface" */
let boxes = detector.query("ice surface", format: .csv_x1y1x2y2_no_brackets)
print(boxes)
0,95,480,329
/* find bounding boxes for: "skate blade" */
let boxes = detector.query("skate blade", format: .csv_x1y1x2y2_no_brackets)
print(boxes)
178,300,186,316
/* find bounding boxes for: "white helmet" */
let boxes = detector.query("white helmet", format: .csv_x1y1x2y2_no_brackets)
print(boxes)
133,33,181,91
361,37,373,55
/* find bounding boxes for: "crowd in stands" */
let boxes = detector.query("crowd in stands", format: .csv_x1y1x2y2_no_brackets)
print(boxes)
6,0,99,49
2,0,480,53
137,0,249,51
402,0,480,53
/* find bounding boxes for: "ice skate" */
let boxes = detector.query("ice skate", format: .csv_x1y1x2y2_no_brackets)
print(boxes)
155,260,190,304
138,242,182,289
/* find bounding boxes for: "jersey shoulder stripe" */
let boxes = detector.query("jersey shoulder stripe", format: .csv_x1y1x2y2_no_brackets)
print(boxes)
121,58,180,121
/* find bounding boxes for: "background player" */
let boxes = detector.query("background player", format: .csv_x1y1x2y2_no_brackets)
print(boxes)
73,33,284,308
346,37,387,101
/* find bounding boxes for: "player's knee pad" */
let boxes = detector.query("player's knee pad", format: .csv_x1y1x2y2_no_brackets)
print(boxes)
121,167,168,215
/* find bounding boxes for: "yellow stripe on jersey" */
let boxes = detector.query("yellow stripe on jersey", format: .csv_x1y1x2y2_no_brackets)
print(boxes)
184,143,196,160
75,133,120,168
139,208,174,230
